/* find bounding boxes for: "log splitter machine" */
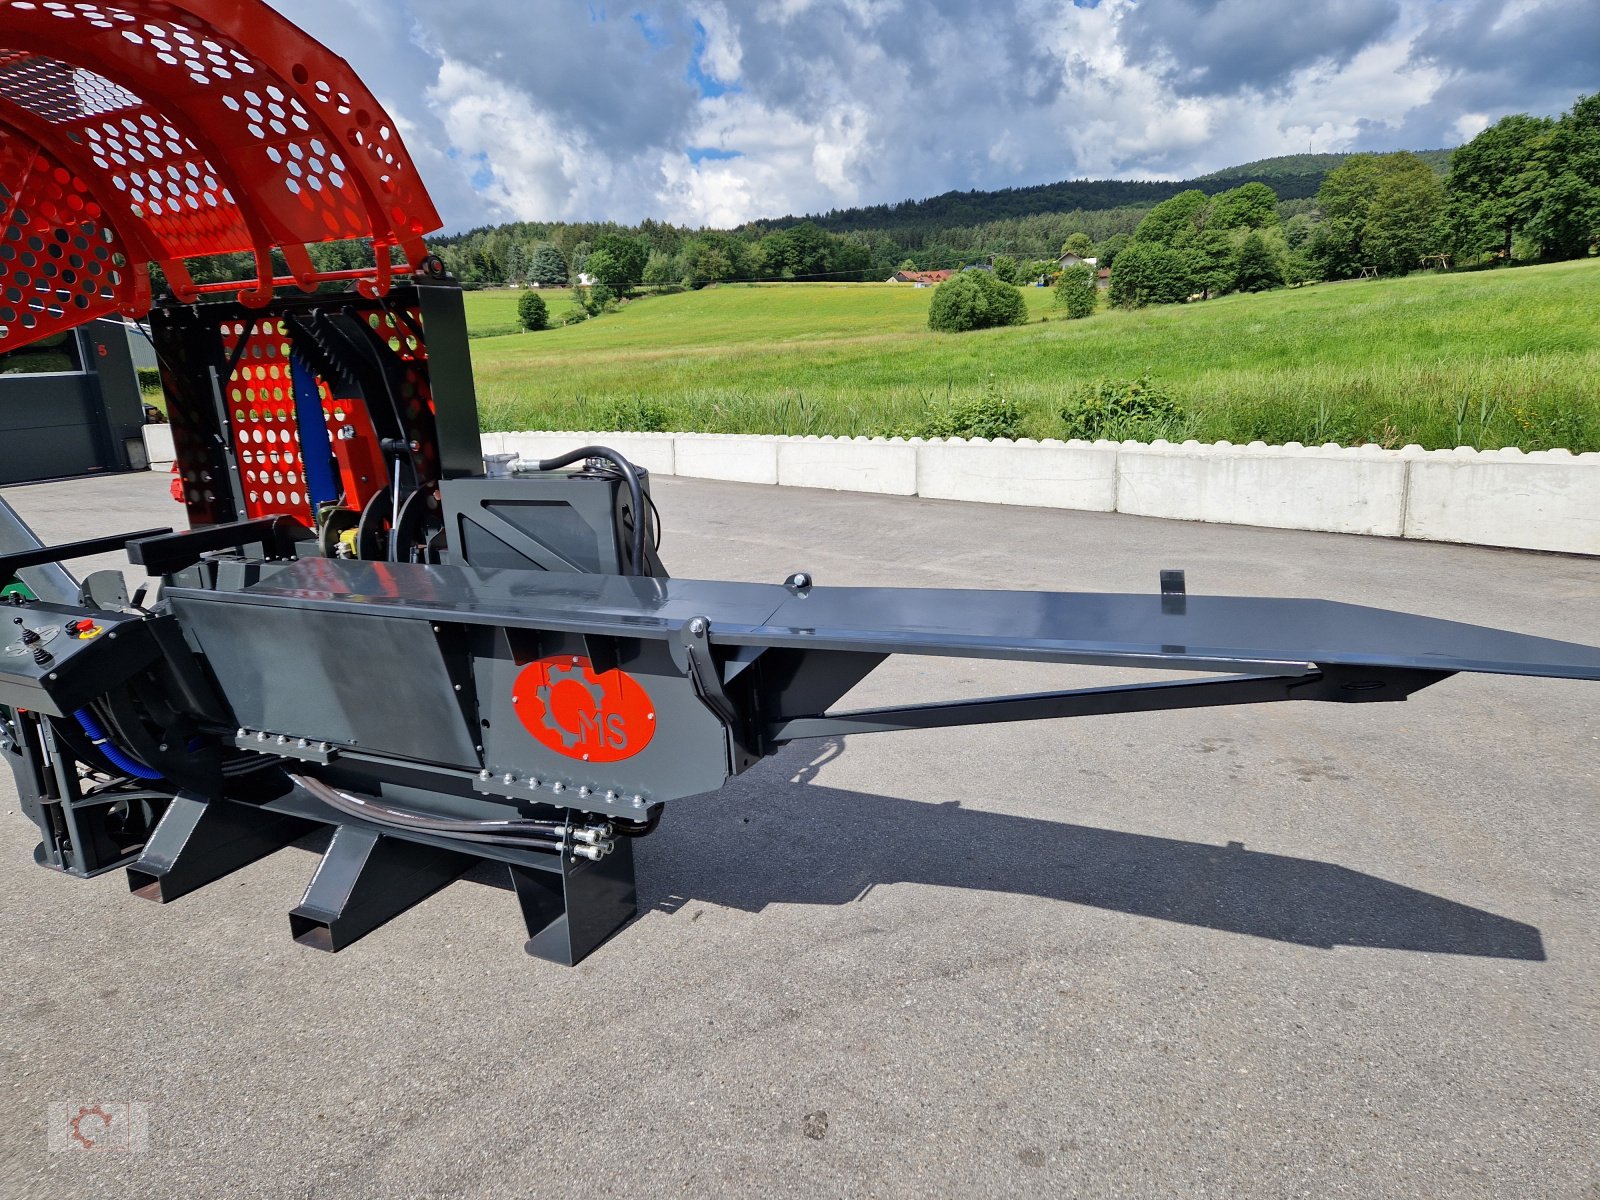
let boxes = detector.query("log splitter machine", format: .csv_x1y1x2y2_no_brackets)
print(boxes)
1,0,1597,965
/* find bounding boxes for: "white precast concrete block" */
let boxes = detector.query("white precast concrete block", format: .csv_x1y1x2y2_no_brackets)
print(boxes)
1403,448,1600,554
777,436,917,495
141,422,175,466
916,438,1118,510
496,431,676,476
1116,441,1408,536
480,432,506,454
673,434,779,485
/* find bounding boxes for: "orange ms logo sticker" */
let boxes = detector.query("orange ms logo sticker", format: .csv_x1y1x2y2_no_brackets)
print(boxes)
512,655,657,762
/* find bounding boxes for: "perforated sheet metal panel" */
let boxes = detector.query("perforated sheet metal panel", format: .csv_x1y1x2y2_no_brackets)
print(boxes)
208,305,442,525
0,0,443,349
0,132,126,345
218,315,326,523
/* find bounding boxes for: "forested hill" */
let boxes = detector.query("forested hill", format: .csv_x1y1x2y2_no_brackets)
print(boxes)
750,150,1454,236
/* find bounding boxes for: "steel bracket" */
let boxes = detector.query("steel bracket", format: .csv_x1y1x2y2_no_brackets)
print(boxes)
289,824,475,952
126,791,312,903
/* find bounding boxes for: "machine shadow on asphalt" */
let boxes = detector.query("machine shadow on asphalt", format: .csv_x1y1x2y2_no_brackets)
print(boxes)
446,739,1545,962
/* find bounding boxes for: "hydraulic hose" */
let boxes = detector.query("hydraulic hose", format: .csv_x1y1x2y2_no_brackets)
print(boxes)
287,773,609,856
530,446,647,575
72,708,162,781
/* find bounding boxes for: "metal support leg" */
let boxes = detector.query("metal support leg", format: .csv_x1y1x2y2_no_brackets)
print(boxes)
509,839,637,966
289,824,474,952
126,792,310,902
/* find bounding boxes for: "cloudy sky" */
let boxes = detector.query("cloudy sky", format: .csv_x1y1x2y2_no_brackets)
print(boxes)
266,0,1597,233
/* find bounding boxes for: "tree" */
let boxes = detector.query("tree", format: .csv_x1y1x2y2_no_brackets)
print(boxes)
1061,231,1094,258
1520,93,1600,260
1283,247,1318,287
1317,155,1382,228
785,220,833,278
756,230,797,278
642,249,677,289
829,233,874,282
1054,263,1097,318
679,234,747,287
528,243,569,287
1133,189,1210,244
516,290,549,331
1361,152,1446,275
1231,231,1283,292
569,241,592,278
1108,244,1193,307
503,240,528,286
1095,232,1131,269
583,248,631,298
927,271,1029,332
1282,212,1316,250
991,254,1022,283
1445,114,1552,259
590,233,648,295
1209,182,1280,230
1183,228,1233,299
1311,154,1383,278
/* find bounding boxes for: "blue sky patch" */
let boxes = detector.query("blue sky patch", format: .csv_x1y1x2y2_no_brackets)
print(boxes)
686,146,743,164
469,154,494,191
688,18,738,98
632,11,669,49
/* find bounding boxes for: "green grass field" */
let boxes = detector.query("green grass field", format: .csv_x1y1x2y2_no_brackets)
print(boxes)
464,260,1600,451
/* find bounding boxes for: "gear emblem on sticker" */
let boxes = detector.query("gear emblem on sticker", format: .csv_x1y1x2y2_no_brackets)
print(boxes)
512,655,657,762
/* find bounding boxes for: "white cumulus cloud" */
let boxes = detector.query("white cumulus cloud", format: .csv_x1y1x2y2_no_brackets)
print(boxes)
265,0,1594,232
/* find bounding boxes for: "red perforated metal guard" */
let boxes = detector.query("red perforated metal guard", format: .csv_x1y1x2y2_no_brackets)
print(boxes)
0,0,443,351
213,303,443,526
0,131,130,344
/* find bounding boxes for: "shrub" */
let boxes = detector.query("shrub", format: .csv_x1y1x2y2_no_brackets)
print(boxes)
136,366,163,391
596,395,671,432
516,290,549,332
927,271,1029,332
1059,374,1184,440
0,351,73,374
559,305,588,326
1054,263,1097,319
889,376,1024,441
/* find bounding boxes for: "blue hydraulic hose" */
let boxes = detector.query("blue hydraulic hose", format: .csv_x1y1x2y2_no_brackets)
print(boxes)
73,708,162,781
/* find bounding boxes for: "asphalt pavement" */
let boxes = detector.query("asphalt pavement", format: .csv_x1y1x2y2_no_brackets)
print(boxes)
2,470,1597,1199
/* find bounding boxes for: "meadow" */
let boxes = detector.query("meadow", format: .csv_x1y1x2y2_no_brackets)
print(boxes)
466,260,1600,451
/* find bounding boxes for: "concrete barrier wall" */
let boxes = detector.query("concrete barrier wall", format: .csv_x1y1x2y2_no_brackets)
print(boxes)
1403,448,1598,556
141,422,175,466
919,438,1117,510
464,431,1600,556
1117,440,1410,537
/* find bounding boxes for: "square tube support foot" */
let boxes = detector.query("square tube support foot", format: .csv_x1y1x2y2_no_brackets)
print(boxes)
510,838,637,966
126,792,312,903
289,825,475,952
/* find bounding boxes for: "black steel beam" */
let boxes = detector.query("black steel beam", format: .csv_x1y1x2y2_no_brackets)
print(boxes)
126,792,312,903
289,824,475,951
126,517,310,576
766,667,1452,742
0,527,171,579
510,840,638,966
